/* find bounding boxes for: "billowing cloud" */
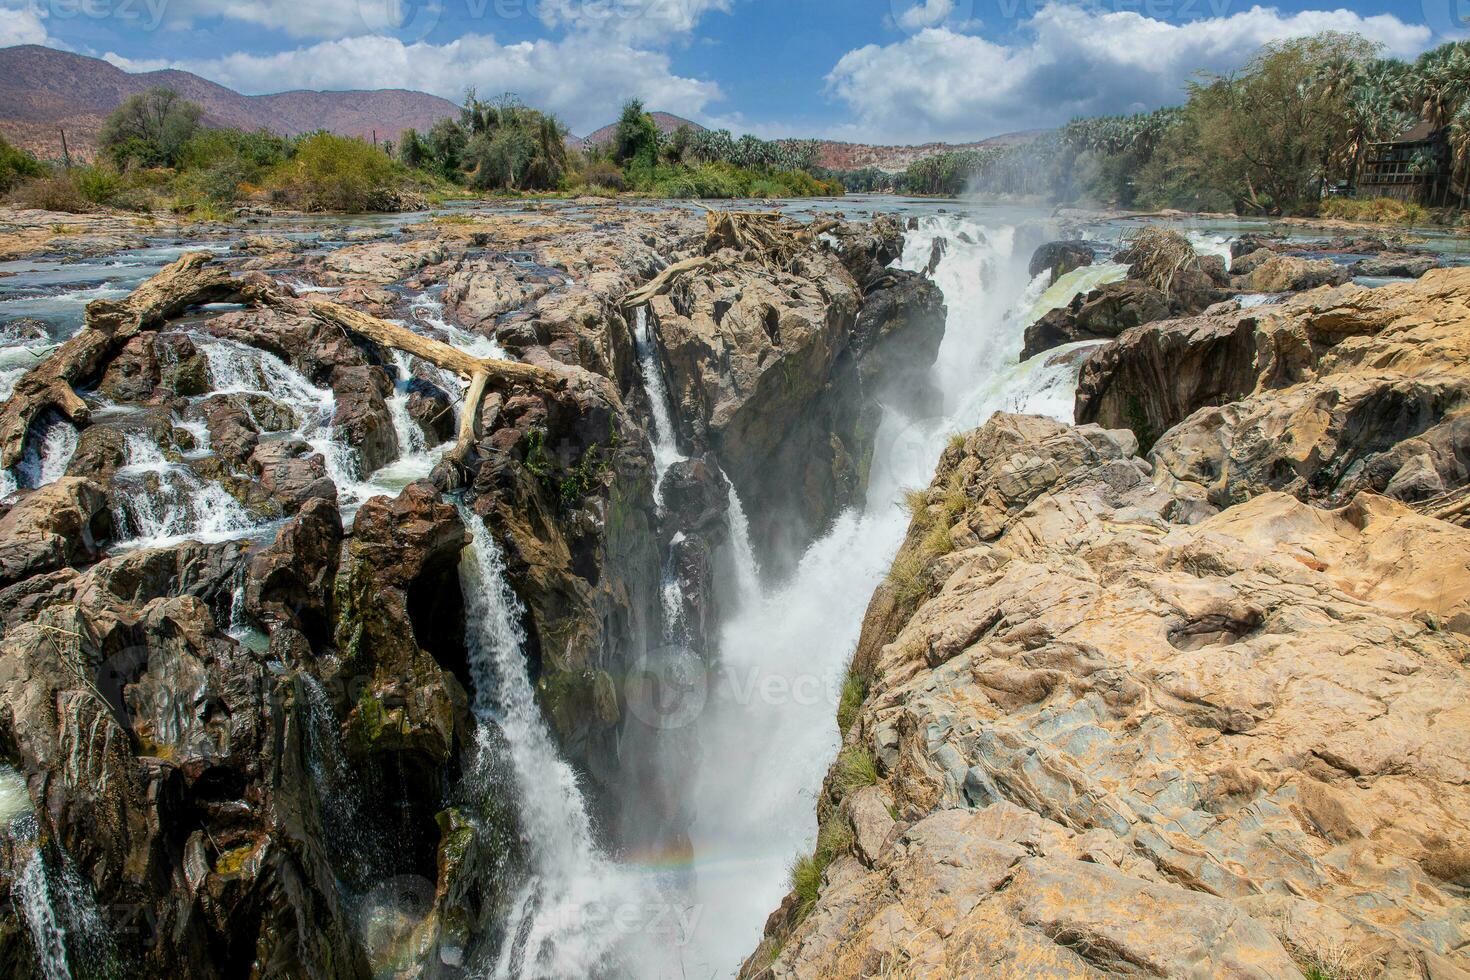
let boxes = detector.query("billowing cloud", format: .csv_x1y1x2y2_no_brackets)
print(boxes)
103,32,721,134
1,0,55,46
827,4,1435,143
538,0,732,42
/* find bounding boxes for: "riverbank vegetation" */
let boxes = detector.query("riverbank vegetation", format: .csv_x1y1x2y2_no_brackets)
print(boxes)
2,89,840,216
834,32,1470,224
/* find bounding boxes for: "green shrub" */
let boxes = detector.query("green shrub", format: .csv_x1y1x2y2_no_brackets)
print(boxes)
9,173,87,213
836,668,867,733
835,746,878,795
1319,197,1428,226
268,134,405,212
0,136,46,192
788,819,854,922
581,158,626,192
99,87,202,168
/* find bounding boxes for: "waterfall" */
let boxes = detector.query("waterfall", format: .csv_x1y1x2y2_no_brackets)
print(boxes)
4,415,79,496
648,212,1104,976
724,483,762,612
456,504,643,979
110,432,254,550
633,307,684,498
9,816,116,980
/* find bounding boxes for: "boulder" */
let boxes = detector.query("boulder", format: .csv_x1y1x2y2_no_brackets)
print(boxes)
744,411,1470,977
1351,252,1438,279
659,456,731,537
1027,240,1094,284
1249,254,1351,293
322,238,445,284
246,495,342,643
0,477,110,586
329,364,399,476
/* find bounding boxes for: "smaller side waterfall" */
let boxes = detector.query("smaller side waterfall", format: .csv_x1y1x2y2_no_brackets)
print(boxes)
111,433,254,549
457,505,643,979
633,307,684,498
10,816,116,980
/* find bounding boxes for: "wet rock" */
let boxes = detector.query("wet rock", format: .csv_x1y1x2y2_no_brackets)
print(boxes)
97,333,159,402
155,334,209,397
648,249,868,562
830,215,905,290
336,482,470,771
329,364,399,476
0,477,110,586
323,238,445,283
237,234,298,253
406,380,454,447
200,394,261,466
1022,279,1171,360
249,439,335,514
246,496,341,644
850,270,945,417
1351,252,1438,279
1027,240,1094,285
659,456,731,537
65,424,128,480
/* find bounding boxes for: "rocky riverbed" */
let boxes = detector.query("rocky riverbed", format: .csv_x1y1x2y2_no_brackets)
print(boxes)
0,200,945,977
0,198,1466,979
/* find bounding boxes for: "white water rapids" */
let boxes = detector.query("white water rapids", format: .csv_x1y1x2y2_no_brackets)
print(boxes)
629,212,1098,977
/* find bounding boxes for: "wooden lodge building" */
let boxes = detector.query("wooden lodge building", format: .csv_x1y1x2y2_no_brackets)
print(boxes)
1358,121,1453,205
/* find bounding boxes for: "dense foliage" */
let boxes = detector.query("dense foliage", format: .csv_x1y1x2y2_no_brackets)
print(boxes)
886,32,1470,218
0,135,45,192
397,90,569,192
99,87,203,169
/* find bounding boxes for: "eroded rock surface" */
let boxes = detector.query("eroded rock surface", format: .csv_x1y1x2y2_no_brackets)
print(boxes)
744,412,1470,979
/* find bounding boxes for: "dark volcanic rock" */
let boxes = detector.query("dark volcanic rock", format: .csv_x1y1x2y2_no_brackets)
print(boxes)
660,456,731,537
1028,240,1094,284
329,364,399,476
0,477,111,586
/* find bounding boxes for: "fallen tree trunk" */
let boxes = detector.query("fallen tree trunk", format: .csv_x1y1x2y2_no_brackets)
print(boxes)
1419,484,1470,527
0,251,240,468
302,298,566,462
622,256,714,309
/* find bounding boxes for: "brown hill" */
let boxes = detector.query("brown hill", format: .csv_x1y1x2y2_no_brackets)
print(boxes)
814,130,1049,173
0,45,460,160
579,111,706,148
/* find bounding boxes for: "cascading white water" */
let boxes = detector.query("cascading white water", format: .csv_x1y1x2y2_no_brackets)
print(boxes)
457,504,644,979
10,816,115,980
110,432,255,550
646,211,1106,977
633,307,684,498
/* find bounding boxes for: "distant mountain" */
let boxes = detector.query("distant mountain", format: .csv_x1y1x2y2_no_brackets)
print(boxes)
0,45,460,160
813,131,1050,174
576,112,707,149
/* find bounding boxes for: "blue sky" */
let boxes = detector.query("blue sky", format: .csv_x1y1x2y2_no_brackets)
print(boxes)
0,0,1451,141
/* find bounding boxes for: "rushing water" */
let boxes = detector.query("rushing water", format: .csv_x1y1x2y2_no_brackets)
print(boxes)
622,211,1104,977
458,504,646,978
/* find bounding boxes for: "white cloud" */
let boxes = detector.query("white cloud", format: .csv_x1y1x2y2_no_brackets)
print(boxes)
1,0,55,46
104,32,721,134
895,0,956,31
145,0,438,40
537,0,732,42
826,4,1435,143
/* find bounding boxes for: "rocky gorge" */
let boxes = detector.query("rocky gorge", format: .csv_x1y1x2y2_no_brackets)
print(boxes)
0,200,945,977
741,234,1470,978
0,197,1466,980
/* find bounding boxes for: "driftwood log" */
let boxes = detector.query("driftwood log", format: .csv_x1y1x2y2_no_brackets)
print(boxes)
302,298,565,462
621,210,841,310
0,251,241,468
0,252,566,471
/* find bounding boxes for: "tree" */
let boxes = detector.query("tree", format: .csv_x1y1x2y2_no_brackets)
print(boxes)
98,87,202,168
613,99,659,168
1189,33,1380,212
